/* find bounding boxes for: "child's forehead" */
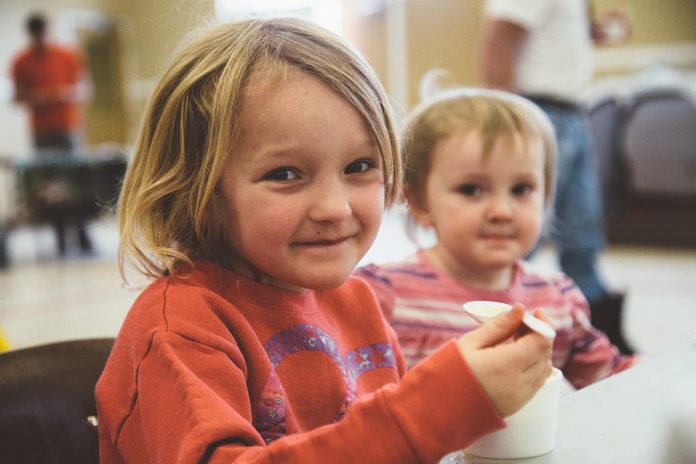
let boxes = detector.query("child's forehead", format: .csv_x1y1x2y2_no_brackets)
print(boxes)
233,70,375,152
240,69,333,121
240,66,334,118
245,61,298,93
434,129,544,164
432,132,544,174
442,127,534,147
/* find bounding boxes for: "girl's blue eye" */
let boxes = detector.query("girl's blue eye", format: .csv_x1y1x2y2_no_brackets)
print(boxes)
264,168,299,181
512,183,534,196
345,159,374,174
458,184,481,196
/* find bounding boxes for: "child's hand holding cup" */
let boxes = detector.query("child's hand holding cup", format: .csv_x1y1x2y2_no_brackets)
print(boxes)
457,303,562,459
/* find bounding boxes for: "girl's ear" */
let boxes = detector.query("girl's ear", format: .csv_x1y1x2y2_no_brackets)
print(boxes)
404,186,434,229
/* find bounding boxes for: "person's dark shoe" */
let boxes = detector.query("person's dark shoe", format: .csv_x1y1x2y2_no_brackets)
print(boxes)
0,234,8,270
78,228,94,254
590,291,636,355
55,222,67,256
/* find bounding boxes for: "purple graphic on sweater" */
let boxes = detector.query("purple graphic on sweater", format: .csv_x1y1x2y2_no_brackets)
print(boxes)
255,324,396,444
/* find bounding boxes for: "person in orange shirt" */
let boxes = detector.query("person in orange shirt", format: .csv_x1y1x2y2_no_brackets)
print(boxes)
11,12,89,151
10,12,93,255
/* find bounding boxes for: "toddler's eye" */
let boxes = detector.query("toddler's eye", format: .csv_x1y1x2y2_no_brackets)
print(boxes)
512,183,534,196
264,167,299,181
458,184,482,197
345,159,375,174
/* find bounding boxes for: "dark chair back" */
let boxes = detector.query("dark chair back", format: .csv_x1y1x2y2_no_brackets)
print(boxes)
0,338,114,464
621,89,696,197
588,95,627,209
588,88,696,247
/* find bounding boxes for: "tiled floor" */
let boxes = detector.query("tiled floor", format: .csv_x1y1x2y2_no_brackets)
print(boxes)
1,210,695,355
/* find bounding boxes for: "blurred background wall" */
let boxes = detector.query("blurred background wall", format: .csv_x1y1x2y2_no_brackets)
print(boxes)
1,0,695,155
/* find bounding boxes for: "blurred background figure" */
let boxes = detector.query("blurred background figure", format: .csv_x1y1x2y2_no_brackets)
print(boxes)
11,11,90,152
10,11,93,256
480,0,635,354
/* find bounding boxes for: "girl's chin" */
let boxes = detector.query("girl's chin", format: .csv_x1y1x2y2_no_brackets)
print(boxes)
473,256,519,271
476,246,524,261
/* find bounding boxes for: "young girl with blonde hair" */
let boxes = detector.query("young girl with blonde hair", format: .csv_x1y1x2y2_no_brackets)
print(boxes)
96,20,553,463
358,82,635,390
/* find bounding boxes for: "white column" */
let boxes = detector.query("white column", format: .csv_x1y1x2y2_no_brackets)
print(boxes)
386,0,409,115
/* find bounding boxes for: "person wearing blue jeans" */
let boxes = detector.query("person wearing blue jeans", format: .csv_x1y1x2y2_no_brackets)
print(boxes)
480,0,635,354
532,100,633,354
541,103,605,303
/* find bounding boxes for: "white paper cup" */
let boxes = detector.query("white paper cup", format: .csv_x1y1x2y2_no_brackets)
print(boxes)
464,367,563,459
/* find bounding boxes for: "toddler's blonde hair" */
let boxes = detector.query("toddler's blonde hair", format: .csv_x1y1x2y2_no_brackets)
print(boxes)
118,18,401,280
402,86,557,215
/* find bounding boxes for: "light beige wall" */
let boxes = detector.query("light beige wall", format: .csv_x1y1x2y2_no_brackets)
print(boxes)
111,0,214,79
105,0,214,145
405,0,483,107
594,0,696,46
343,3,388,90
591,0,696,79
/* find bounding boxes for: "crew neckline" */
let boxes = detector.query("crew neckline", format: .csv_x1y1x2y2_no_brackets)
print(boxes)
414,249,521,297
192,260,322,315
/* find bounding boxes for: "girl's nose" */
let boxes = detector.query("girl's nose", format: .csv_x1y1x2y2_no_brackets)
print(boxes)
486,195,513,221
308,180,352,223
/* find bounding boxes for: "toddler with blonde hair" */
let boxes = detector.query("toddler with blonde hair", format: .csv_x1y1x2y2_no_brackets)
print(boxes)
359,77,635,389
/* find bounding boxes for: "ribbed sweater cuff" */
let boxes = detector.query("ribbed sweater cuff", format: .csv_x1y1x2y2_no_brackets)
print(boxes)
383,340,506,462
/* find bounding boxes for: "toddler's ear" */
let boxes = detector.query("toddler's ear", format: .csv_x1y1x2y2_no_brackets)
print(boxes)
404,188,433,228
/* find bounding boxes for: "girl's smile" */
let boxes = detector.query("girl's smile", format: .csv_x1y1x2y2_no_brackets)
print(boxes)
292,234,357,257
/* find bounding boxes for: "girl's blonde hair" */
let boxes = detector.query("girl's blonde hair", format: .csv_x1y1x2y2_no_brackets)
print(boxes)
118,18,401,280
402,86,557,214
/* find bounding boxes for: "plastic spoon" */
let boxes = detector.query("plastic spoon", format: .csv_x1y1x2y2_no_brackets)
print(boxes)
463,300,556,338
